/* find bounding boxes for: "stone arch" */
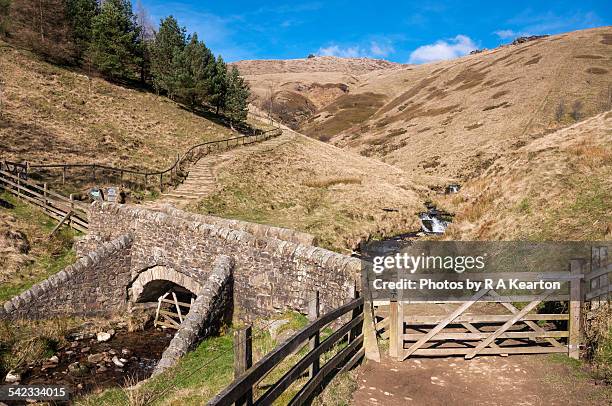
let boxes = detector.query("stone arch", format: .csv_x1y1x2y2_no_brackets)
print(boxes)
129,266,204,303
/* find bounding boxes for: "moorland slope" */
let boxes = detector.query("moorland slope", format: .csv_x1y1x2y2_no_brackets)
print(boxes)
238,27,612,181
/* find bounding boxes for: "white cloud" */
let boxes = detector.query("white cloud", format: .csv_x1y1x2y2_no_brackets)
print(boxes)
317,40,395,59
494,29,527,39
408,35,477,64
318,45,363,58
496,10,603,40
370,41,394,57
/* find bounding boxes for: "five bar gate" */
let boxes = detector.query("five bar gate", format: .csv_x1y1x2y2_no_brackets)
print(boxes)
374,251,610,361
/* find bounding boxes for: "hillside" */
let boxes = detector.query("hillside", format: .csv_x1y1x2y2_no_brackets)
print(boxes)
0,42,240,171
233,56,403,129
238,27,612,181
440,110,611,241
192,129,426,252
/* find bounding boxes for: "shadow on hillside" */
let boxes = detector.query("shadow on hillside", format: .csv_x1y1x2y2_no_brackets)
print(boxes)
0,115,78,158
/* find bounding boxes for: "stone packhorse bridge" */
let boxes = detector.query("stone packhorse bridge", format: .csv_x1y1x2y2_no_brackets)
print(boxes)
1,202,361,324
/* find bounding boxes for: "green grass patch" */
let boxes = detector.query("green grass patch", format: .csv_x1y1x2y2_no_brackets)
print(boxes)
0,192,78,302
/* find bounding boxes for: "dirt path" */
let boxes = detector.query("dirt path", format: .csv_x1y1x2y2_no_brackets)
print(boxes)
352,354,609,406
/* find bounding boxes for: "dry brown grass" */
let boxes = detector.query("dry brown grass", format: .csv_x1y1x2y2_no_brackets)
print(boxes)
240,27,612,183
0,42,236,171
0,192,76,302
0,317,83,378
443,111,612,241
192,130,425,252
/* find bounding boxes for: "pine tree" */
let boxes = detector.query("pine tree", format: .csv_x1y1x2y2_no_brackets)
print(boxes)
88,0,141,80
150,16,185,97
66,0,98,60
225,66,250,126
209,55,228,115
178,33,215,108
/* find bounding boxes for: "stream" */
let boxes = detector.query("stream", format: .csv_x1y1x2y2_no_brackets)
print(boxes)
16,327,173,400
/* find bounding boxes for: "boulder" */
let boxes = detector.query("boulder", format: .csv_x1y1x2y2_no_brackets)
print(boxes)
87,353,106,364
4,370,20,383
68,362,88,376
96,331,112,342
112,356,124,368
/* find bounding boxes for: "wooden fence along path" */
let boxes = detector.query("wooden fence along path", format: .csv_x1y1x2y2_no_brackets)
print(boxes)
374,250,610,361
208,294,365,406
0,128,282,233
0,167,89,233
2,128,282,192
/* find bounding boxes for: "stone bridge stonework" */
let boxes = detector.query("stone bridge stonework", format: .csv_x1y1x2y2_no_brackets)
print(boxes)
130,265,206,303
2,202,361,322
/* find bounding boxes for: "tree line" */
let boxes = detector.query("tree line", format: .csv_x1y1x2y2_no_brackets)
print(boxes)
0,0,249,125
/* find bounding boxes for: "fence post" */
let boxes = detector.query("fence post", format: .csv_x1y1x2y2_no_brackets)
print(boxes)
144,174,148,187
308,291,320,379
43,183,48,209
159,173,163,191
69,194,74,228
349,284,360,344
569,259,585,359
16,172,21,198
62,165,66,185
389,300,399,359
234,326,253,406
363,300,381,362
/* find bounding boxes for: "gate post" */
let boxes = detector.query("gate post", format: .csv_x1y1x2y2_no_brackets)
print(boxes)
389,300,399,359
569,259,585,359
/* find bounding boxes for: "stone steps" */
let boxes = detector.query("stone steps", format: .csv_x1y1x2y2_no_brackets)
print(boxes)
144,130,285,209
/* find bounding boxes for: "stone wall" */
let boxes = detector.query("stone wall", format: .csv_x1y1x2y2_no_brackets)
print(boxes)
1,235,133,320
84,203,361,321
156,205,317,246
153,255,234,375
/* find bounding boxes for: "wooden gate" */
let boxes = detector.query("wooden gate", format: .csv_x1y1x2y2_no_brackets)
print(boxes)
373,256,610,360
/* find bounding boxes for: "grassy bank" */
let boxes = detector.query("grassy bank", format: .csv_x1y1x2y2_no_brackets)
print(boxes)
0,192,77,302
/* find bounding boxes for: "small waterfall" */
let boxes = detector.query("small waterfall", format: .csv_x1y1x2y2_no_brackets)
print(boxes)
419,204,453,234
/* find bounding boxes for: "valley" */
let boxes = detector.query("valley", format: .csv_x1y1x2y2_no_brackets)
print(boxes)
0,6,610,404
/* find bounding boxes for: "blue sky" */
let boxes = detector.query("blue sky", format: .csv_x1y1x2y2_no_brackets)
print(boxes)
137,1,611,63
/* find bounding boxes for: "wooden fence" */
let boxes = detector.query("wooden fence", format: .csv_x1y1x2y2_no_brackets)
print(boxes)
2,128,282,192
585,246,611,305
373,252,610,361
208,294,364,406
0,168,89,233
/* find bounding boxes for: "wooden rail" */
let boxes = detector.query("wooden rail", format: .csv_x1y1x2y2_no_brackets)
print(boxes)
0,168,88,232
2,128,282,191
208,295,364,406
